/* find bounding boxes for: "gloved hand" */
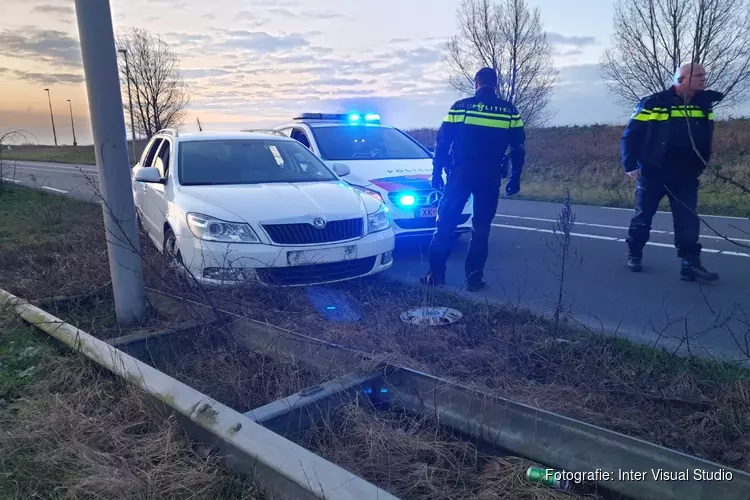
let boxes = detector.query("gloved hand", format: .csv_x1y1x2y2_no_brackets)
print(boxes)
505,176,520,196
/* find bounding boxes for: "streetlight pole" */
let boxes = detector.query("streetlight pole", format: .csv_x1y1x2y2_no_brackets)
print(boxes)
66,99,78,147
43,88,58,147
73,0,147,325
117,48,137,164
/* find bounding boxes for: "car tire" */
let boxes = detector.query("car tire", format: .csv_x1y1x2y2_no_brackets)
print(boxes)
163,226,184,270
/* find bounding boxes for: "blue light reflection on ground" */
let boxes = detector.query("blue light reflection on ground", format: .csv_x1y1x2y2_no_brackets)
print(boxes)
305,285,362,323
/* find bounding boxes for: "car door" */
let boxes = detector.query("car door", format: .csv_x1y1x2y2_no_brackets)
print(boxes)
142,138,172,246
133,137,163,233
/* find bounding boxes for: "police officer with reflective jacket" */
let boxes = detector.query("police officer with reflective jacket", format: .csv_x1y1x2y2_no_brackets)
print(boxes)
421,67,526,291
621,62,721,282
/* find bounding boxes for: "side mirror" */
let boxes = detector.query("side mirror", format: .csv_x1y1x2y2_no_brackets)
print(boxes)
134,166,164,183
331,163,351,177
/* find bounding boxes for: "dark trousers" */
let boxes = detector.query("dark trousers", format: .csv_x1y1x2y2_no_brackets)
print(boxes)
627,175,701,259
428,175,501,284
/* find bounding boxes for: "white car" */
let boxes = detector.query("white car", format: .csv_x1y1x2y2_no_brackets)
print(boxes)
130,129,395,286
271,113,473,240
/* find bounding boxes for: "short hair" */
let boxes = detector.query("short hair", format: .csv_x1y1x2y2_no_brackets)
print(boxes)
475,67,498,88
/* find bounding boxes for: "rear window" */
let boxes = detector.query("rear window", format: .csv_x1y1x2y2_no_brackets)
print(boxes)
177,139,337,186
310,125,431,161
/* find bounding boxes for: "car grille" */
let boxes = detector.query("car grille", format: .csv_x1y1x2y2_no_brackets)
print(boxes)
394,213,471,229
262,218,364,245
255,256,377,286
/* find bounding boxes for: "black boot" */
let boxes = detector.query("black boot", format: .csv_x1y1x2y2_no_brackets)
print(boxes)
627,251,642,272
680,257,719,282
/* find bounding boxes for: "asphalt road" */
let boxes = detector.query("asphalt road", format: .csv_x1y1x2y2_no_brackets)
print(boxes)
4,161,750,362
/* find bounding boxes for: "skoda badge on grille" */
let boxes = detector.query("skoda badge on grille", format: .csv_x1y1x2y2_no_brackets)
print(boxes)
312,217,327,229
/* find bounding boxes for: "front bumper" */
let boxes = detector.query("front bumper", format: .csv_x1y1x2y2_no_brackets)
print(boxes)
385,193,472,237
177,228,395,286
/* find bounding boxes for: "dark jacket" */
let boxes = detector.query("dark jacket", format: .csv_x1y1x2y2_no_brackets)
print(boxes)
621,87,724,180
432,87,526,184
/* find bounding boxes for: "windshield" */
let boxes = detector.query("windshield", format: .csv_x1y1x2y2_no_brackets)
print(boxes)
178,139,338,186
310,125,431,161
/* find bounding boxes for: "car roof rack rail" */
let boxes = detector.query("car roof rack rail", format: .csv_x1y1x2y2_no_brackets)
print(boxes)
156,128,178,137
241,129,287,136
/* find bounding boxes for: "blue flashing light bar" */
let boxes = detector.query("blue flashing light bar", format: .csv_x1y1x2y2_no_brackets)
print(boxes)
294,112,381,123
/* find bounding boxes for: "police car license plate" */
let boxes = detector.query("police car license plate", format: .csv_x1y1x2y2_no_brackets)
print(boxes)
419,208,438,217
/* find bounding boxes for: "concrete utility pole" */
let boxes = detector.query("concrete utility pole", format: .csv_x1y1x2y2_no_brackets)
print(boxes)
44,88,58,147
66,99,78,147
73,0,148,325
117,48,137,164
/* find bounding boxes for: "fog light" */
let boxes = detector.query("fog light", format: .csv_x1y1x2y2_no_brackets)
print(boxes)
203,267,244,281
381,251,393,265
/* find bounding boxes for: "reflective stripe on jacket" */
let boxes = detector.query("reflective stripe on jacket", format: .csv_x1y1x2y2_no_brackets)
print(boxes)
433,87,526,183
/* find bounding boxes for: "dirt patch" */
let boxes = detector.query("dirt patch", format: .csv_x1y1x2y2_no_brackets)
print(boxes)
294,401,608,500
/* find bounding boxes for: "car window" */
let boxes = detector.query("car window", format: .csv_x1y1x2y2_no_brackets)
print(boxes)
154,140,171,178
139,138,163,168
309,125,430,161
177,139,338,186
290,128,311,149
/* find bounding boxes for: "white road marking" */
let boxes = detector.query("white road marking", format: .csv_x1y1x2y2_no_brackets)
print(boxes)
494,214,750,243
491,223,750,258
14,165,98,176
41,186,68,194
1,178,21,183
601,205,747,220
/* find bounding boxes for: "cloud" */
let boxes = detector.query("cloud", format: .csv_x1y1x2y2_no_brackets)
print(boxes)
553,48,585,57
11,68,84,85
266,7,346,19
546,32,597,47
31,4,74,15
181,68,232,79
218,30,310,52
0,27,81,68
315,77,364,86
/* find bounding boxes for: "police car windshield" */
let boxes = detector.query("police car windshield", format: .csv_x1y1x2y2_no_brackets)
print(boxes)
311,125,431,161
178,139,337,186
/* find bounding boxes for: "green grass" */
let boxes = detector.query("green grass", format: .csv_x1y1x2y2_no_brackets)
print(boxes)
0,140,148,166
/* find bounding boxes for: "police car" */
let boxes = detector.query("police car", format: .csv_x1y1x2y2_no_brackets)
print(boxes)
272,113,472,240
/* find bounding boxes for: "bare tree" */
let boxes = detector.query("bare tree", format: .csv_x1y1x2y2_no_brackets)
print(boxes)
444,0,558,127
116,28,189,139
601,0,750,107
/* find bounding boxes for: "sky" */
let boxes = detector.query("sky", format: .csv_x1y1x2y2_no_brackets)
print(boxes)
1,0,748,146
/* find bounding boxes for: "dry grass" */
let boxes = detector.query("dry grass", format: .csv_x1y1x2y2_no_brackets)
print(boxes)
407,118,750,216
297,401,608,500
134,324,326,413
0,313,264,500
190,279,750,473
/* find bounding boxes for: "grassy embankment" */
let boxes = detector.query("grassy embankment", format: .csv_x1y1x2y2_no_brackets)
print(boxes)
1,183,749,498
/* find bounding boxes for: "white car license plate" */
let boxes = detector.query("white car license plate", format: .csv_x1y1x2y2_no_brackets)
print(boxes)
287,245,358,266
419,207,438,217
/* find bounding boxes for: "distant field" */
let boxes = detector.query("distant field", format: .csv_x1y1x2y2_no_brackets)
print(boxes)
407,119,750,217
3,120,748,216
0,140,148,166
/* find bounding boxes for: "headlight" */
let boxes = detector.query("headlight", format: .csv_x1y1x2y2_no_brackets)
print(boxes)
352,185,384,203
186,213,260,243
368,204,391,233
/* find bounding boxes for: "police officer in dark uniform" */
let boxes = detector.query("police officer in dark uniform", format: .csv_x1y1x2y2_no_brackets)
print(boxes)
621,62,721,282
421,67,526,291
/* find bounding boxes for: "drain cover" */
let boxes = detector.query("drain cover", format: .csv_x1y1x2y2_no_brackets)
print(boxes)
400,307,463,326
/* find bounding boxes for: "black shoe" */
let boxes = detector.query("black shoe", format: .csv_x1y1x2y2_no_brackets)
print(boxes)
628,253,642,272
466,280,486,292
680,258,719,282
420,273,445,286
